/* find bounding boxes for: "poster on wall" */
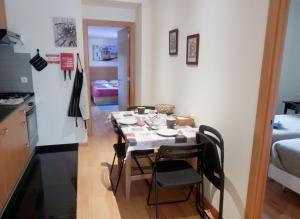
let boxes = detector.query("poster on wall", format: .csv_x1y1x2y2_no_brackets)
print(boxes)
53,17,77,47
92,45,118,62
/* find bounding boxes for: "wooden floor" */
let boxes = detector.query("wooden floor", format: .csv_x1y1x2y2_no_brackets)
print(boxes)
76,107,202,219
262,179,300,219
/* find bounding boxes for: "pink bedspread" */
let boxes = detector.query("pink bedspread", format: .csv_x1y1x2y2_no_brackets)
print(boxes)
91,83,118,97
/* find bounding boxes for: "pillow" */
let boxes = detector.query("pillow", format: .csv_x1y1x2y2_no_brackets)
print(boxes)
92,80,108,85
109,80,119,87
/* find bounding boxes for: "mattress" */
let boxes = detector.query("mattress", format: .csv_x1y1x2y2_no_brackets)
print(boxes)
93,96,118,105
91,82,118,97
272,114,300,144
270,138,300,178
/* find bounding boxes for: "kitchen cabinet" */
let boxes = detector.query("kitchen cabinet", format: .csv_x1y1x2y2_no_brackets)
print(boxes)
0,0,6,29
0,105,29,213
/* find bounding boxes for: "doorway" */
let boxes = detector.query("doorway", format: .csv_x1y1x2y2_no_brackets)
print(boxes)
261,1,300,218
245,1,294,219
82,19,136,135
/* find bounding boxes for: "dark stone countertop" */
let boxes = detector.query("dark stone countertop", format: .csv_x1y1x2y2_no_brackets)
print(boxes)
0,104,23,123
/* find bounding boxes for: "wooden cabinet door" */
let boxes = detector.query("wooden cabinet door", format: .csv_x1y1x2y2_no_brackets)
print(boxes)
11,106,30,169
0,132,10,211
0,106,29,212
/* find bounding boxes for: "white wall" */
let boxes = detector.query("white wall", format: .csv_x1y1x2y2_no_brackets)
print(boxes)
150,0,269,218
5,0,88,146
82,5,136,22
135,0,153,105
276,0,300,114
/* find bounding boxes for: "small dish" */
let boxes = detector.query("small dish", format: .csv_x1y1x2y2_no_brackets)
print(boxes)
156,129,178,137
151,125,160,130
119,118,137,125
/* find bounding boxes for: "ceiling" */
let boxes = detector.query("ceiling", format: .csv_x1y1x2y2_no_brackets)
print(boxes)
81,0,140,9
88,26,124,39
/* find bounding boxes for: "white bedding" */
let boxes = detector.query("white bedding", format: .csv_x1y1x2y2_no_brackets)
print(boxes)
270,138,300,178
272,114,300,144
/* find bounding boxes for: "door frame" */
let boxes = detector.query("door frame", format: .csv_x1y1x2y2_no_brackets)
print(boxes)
245,0,290,218
82,19,136,136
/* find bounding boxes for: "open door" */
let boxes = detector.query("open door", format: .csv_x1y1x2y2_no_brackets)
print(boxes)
117,27,130,110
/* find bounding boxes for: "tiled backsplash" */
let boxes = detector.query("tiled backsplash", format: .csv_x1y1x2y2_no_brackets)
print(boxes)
0,45,33,92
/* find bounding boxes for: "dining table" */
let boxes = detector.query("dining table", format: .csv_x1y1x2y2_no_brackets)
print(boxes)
111,110,198,199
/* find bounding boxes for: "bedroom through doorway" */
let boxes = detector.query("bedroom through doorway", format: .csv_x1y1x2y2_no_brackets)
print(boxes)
83,19,136,135
88,25,125,112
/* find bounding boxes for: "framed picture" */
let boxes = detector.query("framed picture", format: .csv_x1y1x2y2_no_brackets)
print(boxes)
169,29,178,55
186,34,200,65
92,45,118,62
53,17,77,47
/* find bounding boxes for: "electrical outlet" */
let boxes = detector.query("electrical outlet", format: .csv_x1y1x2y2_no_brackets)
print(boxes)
20,77,28,83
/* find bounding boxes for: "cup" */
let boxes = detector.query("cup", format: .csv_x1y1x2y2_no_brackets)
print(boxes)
137,106,146,114
166,117,176,129
135,115,145,126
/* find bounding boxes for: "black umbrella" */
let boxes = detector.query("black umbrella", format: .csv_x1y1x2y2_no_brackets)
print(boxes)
68,53,84,127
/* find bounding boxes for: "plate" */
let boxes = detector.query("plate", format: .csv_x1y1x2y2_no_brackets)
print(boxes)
151,125,160,130
119,118,137,125
156,129,178,137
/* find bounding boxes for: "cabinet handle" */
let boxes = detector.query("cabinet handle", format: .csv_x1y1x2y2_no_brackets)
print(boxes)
0,128,8,136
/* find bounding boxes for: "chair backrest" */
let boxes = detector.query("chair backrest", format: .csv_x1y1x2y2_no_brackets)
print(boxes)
156,143,206,162
111,117,125,143
127,106,156,111
197,125,224,189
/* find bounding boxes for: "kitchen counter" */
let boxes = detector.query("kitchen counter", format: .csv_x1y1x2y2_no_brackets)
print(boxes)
0,104,23,122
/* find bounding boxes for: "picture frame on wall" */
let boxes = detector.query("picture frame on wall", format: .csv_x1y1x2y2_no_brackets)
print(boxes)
53,17,77,47
186,34,200,65
169,29,178,55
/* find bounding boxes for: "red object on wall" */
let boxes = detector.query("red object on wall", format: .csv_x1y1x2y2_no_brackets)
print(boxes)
46,54,60,64
60,53,74,71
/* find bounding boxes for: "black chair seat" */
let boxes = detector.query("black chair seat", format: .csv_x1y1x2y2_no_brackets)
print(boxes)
113,143,126,159
156,160,202,187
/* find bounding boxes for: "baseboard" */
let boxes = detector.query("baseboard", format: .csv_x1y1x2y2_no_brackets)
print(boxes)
36,143,78,153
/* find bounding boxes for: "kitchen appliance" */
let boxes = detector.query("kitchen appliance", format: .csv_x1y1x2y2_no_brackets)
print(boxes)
0,29,23,45
0,92,38,152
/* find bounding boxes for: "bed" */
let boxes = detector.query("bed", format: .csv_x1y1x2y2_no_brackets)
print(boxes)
272,114,300,144
268,114,300,194
91,80,118,105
